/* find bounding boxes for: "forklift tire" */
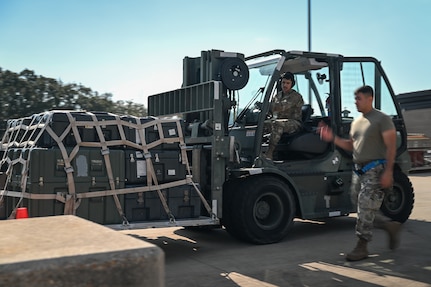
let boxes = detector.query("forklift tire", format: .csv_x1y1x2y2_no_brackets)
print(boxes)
380,169,414,223
222,179,244,239
225,176,295,244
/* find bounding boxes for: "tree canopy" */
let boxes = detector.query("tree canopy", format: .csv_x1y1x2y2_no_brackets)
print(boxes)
0,68,147,135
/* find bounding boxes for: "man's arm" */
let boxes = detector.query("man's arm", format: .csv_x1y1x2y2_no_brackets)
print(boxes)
318,122,354,151
334,135,354,152
269,94,278,115
381,128,397,188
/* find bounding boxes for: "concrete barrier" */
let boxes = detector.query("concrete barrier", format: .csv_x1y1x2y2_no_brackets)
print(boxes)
0,215,164,286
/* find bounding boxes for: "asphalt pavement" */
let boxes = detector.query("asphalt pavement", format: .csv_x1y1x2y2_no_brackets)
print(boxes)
122,171,431,287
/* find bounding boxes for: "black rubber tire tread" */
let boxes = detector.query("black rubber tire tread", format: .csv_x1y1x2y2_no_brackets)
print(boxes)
222,178,245,240
380,169,414,223
226,176,295,244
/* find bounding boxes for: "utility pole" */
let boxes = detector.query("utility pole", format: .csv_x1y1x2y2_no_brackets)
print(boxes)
308,0,312,103
308,0,311,52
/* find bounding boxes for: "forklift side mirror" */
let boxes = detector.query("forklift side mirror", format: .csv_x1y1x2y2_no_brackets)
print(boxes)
316,72,327,85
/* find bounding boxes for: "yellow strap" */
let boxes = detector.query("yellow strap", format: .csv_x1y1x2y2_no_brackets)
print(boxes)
88,112,127,221
135,118,173,219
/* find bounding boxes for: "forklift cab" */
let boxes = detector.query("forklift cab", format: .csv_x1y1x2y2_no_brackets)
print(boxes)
231,50,407,166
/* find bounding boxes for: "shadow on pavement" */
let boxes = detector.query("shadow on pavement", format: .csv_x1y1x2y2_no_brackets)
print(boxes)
125,217,431,287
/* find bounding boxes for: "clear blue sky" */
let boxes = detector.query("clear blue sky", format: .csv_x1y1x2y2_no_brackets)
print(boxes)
1,0,430,105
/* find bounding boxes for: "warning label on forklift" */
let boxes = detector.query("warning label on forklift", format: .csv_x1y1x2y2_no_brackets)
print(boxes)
246,130,255,137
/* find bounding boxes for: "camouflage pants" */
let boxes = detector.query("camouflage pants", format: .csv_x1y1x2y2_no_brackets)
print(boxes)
351,164,390,241
269,119,301,146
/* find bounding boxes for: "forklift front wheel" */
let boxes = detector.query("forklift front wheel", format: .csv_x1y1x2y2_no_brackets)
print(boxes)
227,176,296,244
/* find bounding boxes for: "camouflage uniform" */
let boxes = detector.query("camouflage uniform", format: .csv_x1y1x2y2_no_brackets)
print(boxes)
349,108,395,242
351,164,391,241
268,90,304,150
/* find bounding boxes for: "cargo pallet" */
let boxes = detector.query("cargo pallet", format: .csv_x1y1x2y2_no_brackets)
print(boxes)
0,110,217,227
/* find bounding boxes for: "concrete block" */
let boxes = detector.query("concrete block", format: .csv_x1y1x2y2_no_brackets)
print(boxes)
0,215,164,286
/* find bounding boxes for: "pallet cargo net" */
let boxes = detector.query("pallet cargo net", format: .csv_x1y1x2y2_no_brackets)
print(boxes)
0,110,214,225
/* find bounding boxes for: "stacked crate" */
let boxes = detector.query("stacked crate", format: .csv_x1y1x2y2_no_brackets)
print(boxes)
0,111,201,224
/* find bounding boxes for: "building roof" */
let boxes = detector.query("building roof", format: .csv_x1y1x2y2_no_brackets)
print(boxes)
397,89,431,110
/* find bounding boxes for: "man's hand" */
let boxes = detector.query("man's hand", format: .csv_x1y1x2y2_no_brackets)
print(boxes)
317,121,354,151
382,128,396,189
380,169,393,189
317,121,334,142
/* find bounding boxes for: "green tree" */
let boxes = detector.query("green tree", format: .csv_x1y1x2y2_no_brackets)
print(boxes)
112,99,147,116
0,67,147,138
0,68,148,118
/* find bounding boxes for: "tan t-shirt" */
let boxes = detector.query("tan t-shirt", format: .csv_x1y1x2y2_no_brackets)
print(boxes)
350,108,395,164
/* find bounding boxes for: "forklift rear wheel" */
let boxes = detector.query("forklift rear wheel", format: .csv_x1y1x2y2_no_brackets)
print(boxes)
380,169,414,223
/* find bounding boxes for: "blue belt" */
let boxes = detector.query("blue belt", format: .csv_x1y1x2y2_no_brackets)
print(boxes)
354,159,386,176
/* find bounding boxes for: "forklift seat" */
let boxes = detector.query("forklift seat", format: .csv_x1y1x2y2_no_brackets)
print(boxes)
275,104,329,159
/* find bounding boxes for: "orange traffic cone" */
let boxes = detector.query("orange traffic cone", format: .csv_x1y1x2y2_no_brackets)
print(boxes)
16,207,29,219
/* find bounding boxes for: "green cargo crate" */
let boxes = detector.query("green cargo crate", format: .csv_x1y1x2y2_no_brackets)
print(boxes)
125,149,187,185
27,148,125,188
1,147,126,224
76,194,124,224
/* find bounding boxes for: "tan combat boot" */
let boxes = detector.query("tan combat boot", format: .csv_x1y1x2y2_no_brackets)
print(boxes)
346,238,369,261
384,221,402,250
